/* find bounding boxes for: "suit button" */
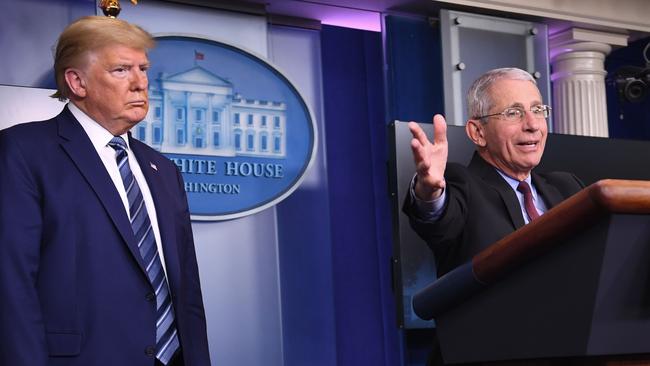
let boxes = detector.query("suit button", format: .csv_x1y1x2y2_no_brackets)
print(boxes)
145,292,155,302
145,345,155,357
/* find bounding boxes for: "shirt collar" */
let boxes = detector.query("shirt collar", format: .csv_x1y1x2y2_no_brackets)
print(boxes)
496,169,538,201
68,102,130,150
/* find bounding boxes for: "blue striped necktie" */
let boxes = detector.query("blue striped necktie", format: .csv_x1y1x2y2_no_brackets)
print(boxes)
108,136,180,365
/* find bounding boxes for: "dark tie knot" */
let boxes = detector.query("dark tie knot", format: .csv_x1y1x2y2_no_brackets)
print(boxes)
108,136,128,152
517,181,532,195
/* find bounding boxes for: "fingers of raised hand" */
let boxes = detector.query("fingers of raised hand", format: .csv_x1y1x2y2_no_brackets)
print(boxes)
408,121,431,148
432,114,448,145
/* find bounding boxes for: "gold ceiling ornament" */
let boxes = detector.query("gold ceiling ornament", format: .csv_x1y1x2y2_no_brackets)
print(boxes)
99,0,139,18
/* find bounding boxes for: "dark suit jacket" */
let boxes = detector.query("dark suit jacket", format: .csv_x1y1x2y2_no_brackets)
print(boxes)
403,152,584,276
0,107,211,366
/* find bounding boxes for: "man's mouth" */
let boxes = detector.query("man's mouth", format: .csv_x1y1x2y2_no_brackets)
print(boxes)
518,141,538,146
517,140,539,150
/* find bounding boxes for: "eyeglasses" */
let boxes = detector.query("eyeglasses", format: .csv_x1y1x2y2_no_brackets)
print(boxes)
475,104,552,122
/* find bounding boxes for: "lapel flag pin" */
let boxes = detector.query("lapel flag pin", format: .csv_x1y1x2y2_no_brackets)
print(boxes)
150,162,158,171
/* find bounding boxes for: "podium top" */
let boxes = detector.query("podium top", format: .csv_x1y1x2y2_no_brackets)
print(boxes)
475,179,650,283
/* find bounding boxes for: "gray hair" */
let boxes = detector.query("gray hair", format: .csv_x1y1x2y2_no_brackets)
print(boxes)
467,67,536,122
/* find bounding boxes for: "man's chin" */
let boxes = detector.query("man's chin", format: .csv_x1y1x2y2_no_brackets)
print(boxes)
517,160,541,174
128,112,148,125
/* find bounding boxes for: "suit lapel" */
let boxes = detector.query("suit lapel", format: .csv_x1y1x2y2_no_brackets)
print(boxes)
56,108,149,276
532,172,564,209
468,153,526,229
129,138,181,286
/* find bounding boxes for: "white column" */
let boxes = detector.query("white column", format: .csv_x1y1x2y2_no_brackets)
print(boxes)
207,93,214,147
549,28,628,137
185,91,191,145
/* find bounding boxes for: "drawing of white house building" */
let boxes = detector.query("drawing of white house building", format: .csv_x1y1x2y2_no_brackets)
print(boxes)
135,65,287,158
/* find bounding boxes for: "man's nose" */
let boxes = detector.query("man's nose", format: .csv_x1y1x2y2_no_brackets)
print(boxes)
522,110,541,130
131,69,148,90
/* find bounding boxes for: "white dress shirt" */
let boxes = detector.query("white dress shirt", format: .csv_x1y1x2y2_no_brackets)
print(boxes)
69,103,168,274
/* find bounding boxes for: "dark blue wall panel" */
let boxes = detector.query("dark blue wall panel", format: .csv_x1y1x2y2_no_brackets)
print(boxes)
384,15,445,124
320,25,401,366
277,186,338,366
384,14,446,366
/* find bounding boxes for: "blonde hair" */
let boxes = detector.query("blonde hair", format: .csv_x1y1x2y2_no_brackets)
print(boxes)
51,16,155,101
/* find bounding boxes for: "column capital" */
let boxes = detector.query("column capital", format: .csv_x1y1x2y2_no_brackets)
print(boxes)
550,42,612,62
547,28,624,137
549,27,628,51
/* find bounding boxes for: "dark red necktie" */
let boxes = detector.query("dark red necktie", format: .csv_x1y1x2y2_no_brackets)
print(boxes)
517,181,540,221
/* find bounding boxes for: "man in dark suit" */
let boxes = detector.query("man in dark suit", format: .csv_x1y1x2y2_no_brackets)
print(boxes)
403,67,584,276
403,67,584,366
0,16,211,366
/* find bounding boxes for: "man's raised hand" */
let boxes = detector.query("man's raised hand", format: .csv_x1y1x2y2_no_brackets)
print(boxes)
408,114,448,201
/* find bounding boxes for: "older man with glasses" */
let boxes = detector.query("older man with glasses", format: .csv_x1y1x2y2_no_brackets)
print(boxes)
402,67,584,366
403,67,584,278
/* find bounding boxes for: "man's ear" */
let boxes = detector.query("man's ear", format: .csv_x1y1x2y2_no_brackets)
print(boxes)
466,119,487,147
64,68,87,98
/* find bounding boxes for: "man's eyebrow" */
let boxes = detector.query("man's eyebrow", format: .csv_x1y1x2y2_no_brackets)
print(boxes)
506,101,543,109
108,62,133,68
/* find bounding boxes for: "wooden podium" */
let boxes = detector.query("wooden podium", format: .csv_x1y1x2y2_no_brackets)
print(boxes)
413,180,650,365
